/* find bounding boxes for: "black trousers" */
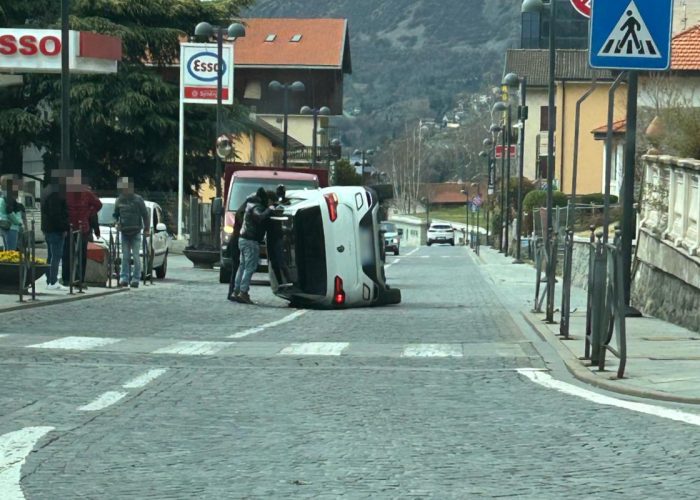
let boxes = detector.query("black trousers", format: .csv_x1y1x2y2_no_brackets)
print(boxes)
227,237,240,298
62,232,88,285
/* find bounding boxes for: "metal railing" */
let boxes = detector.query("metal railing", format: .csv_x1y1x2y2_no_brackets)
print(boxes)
68,224,84,294
531,229,558,317
584,228,627,378
142,231,155,286
17,221,38,303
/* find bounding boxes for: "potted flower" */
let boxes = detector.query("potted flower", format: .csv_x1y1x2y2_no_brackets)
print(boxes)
0,251,50,291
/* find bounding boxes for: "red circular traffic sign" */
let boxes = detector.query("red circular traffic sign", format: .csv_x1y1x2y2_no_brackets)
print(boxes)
570,0,591,18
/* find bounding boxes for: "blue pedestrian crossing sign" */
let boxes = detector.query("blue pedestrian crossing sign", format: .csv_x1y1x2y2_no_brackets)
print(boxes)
589,0,674,71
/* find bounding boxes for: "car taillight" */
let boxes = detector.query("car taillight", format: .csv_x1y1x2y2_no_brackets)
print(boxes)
224,211,236,234
325,193,339,222
333,276,345,305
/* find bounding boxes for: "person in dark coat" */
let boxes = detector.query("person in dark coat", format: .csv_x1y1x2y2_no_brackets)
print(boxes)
226,201,247,302
41,170,70,290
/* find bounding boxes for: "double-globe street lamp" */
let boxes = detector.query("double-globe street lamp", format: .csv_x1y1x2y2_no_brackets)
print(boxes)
300,105,331,166
488,122,504,251
353,148,374,184
492,100,513,256
194,21,246,199
522,0,557,322
482,137,494,246
269,80,306,168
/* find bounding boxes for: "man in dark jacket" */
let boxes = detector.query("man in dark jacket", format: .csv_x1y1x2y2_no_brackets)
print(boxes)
113,177,149,288
231,188,272,304
265,189,291,286
42,170,70,290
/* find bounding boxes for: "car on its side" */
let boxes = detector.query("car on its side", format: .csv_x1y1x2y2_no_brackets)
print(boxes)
427,223,455,246
380,221,400,256
268,186,401,309
96,198,171,279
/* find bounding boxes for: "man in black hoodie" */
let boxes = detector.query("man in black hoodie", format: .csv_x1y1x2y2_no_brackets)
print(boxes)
231,187,272,304
41,170,70,291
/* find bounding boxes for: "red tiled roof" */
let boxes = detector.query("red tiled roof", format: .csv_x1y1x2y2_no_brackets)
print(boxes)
671,24,700,71
423,183,486,205
591,119,627,136
235,18,350,71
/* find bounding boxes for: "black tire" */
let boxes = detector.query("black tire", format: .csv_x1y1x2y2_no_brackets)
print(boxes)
394,248,400,256
449,239,455,246
219,265,232,284
155,253,168,279
427,241,432,247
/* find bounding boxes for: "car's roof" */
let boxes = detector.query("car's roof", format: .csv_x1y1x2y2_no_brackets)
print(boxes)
99,197,158,208
233,170,318,181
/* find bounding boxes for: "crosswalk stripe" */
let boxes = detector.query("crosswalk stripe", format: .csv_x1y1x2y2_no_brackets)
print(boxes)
77,391,128,412
122,368,168,389
152,341,232,356
402,344,463,358
28,336,122,350
279,342,350,356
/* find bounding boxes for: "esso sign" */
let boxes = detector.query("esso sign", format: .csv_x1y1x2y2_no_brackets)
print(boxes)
187,52,226,82
570,0,591,18
0,34,61,57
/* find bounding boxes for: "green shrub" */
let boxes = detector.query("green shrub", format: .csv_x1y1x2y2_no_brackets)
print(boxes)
523,190,568,212
576,193,619,205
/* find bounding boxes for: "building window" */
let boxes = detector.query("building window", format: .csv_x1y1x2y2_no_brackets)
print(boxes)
265,34,277,42
290,34,303,42
540,106,556,132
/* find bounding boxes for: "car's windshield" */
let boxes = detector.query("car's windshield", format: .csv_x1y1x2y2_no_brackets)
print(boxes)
228,178,318,211
98,202,115,225
379,223,397,233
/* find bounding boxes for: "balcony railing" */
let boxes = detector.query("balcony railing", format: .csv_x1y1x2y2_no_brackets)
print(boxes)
641,154,700,257
287,146,341,164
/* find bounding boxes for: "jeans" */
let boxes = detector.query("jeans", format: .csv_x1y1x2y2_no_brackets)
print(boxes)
227,237,240,299
120,233,142,284
45,232,65,285
62,232,88,285
234,238,259,294
1,228,18,250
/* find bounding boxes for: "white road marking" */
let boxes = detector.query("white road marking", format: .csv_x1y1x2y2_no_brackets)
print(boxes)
0,334,7,338
385,259,400,269
279,342,350,356
77,391,128,412
402,344,464,358
122,368,168,389
229,310,308,339
153,341,232,356
0,426,54,500
518,369,700,427
28,336,121,350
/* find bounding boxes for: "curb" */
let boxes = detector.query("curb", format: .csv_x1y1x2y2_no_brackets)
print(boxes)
521,312,700,405
0,287,129,314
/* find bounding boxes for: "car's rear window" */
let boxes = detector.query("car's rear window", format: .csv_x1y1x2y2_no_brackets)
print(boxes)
431,225,452,230
379,223,397,233
228,178,318,210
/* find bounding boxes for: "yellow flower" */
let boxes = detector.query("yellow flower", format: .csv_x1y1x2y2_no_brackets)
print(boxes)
0,251,47,264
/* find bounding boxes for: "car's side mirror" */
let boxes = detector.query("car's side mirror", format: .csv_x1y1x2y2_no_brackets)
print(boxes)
397,229,404,236
156,223,167,232
212,197,224,216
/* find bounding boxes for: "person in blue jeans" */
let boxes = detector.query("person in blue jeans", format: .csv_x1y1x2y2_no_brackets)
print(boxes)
113,177,149,288
41,171,70,290
232,188,272,304
0,176,25,251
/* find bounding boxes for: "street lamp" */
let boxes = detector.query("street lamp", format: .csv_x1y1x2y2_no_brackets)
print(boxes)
301,105,331,166
492,101,512,255
269,80,306,168
353,148,374,184
61,0,71,170
522,0,557,322
460,187,470,246
194,21,246,199
503,72,528,264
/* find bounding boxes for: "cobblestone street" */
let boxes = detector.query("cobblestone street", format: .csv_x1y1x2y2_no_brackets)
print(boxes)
2,246,700,498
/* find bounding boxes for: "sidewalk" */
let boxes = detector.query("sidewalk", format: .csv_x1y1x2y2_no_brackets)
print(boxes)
0,284,127,313
472,244,700,404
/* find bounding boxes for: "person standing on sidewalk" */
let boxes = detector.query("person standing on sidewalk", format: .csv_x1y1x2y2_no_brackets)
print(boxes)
62,170,102,286
41,171,70,291
0,176,26,251
113,177,149,288
232,188,272,304
226,200,247,302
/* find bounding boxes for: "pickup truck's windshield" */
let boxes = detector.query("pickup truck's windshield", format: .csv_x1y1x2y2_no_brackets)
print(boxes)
228,179,318,211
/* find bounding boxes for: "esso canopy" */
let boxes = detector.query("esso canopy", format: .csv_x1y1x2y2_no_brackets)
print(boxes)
0,29,122,74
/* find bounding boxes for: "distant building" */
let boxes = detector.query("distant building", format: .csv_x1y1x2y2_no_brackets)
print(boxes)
521,0,589,50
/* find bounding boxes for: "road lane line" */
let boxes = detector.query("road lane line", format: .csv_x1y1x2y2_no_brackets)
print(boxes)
385,258,400,269
518,369,700,427
122,368,168,389
229,309,308,339
279,342,350,356
402,344,464,358
28,336,121,350
0,426,54,500
78,391,128,412
153,341,232,355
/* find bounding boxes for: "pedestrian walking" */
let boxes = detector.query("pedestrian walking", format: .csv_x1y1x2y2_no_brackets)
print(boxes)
232,187,272,304
113,177,149,288
226,200,247,302
41,170,70,291
0,175,26,251
62,170,102,286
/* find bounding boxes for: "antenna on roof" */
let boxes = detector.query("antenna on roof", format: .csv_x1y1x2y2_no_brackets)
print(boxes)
681,0,688,31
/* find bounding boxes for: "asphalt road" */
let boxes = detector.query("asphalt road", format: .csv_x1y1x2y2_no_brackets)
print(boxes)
1,246,700,498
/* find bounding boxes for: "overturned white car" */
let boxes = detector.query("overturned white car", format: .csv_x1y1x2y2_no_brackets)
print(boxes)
268,186,401,308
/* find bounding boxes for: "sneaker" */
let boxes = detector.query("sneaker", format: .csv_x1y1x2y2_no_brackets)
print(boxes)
56,284,69,291
237,292,253,305
46,283,60,291
130,282,140,289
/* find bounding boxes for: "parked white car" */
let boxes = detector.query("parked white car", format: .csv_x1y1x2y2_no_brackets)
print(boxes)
268,186,401,308
427,223,455,246
96,197,171,279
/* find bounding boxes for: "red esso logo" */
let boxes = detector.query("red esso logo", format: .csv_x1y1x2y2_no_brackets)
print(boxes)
0,34,62,57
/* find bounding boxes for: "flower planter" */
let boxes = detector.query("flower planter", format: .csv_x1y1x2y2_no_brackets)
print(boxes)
183,248,220,269
0,263,50,292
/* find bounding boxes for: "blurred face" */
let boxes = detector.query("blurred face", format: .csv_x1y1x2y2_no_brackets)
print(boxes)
117,177,133,194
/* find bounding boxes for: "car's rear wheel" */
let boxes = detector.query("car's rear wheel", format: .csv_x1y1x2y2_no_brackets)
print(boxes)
449,239,455,246
155,252,168,279
394,248,400,256
427,241,432,246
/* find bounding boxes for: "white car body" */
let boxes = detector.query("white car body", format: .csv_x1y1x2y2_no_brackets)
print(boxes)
96,197,171,277
427,223,455,246
269,186,401,308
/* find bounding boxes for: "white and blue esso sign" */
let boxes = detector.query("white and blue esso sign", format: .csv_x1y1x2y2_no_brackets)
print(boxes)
179,42,234,105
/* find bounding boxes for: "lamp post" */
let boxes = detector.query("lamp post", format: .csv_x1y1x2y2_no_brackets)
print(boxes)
460,187,470,246
492,101,513,255
522,0,556,322
301,106,331,166
482,138,494,246
61,0,71,170
269,80,306,168
353,148,374,184
194,21,246,199
503,72,528,263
